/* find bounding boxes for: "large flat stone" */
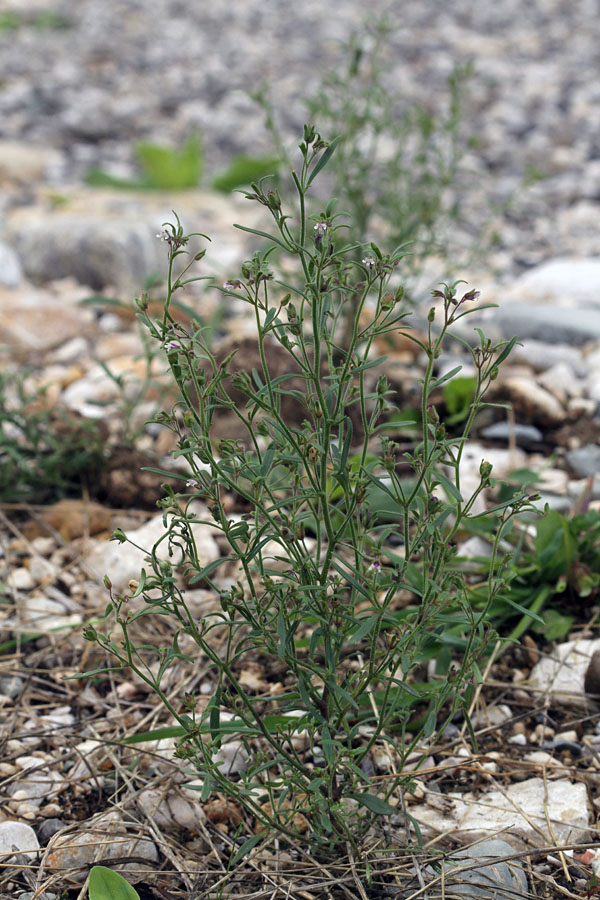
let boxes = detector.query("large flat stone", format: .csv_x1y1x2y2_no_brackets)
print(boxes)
491,304,600,345
413,777,589,847
510,258,600,307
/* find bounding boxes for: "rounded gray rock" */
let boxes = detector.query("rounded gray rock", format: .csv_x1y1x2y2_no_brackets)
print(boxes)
566,445,600,478
0,820,40,861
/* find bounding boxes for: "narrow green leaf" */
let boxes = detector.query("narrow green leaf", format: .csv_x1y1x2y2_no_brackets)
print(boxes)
230,833,265,867
307,135,342,187
423,705,437,737
493,335,518,368
260,445,275,478
349,614,378,644
233,223,290,251
349,792,397,816
433,365,462,388
65,665,124,680
435,470,463,503
188,557,228,584
122,725,187,744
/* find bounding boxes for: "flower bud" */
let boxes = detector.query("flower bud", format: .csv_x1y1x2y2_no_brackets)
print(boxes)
479,460,493,480
428,307,436,323
266,190,281,212
377,375,388,397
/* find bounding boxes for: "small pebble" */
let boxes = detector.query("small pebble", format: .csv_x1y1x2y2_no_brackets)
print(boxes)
533,723,555,742
508,733,527,746
7,567,34,591
541,739,583,757
0,675,25,699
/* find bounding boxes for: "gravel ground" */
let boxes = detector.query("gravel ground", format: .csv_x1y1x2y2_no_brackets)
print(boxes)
1,0,600,274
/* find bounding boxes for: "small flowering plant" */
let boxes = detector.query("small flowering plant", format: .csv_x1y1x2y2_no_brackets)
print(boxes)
85,125,535,854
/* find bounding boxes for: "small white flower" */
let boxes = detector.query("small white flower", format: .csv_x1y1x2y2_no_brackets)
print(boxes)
164,340,180,351
362,257,376,269
156,231,170,242
186,479,200,489
314,221,328,236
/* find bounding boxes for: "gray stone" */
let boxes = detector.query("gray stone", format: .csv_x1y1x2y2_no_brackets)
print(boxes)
481,422,543,447
529,637,600,706
7,755,66,804
9,215,164,292
490,304,600,346
529,493,573,514
0,240,22,287
566,445,600,478
47,810,158,882
510,340,587,377
0,674,25,699
0,283,94,353
36,819,65,845
441,839,528,900
0,141,62,185
0,820,39,861
512,258,600,307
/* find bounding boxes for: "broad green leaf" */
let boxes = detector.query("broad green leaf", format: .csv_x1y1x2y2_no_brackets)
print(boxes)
212,155,280,192
135,135,202,189
89,866,140,900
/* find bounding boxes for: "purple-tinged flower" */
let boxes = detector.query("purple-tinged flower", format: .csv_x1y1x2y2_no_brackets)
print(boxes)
223,280,242,290
164,340,181,351
314,221,328,237
362,257,376,270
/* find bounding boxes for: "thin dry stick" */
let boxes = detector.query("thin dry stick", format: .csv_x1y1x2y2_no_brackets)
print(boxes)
346,840,369,900
460,638,502,740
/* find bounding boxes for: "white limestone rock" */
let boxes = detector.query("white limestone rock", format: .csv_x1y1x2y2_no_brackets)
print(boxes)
529,637,600,707
84,511,220,592
413,777,589,847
